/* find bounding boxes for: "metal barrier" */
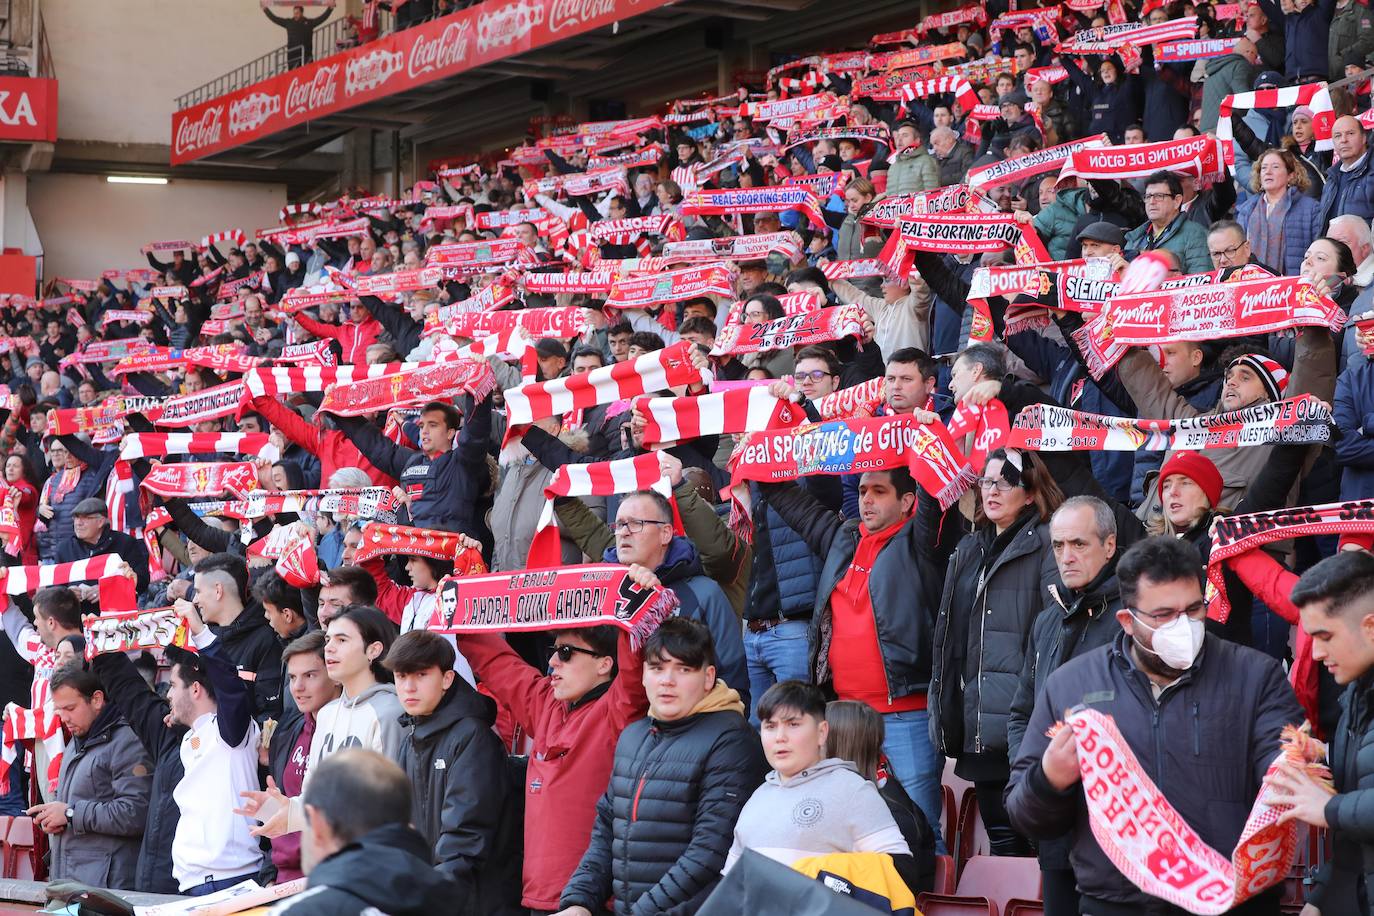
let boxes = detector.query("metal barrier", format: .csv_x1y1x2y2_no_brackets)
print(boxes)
175,10,396,110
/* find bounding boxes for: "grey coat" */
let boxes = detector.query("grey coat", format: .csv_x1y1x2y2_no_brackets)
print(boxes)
50,705,153,891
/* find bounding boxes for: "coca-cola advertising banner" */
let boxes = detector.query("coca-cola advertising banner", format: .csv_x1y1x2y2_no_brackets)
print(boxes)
171,0,675,164
0,78,56,143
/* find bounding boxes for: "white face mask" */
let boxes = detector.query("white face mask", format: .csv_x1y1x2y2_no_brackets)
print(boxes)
1130,609,1205,671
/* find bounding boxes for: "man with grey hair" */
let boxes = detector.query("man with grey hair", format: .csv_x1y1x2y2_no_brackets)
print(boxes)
270,749,459,915
1006,494,1126,916
1329,214,1374,288
930,125,973,188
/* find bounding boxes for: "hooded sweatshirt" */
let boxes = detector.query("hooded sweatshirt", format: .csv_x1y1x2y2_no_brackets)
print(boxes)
284,682,406,833
723,758,909,872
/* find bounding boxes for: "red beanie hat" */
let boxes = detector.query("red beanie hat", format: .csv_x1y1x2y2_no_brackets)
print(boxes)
1157,450,1223,508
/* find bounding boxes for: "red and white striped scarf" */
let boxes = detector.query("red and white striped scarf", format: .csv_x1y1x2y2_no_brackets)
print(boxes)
279,202,321,223
662,232,802,264
0,702,63,795
440,306,589,341
527,451,675,568
588,215,686,246
898,77,979,114
723,290,822,325
820,259,889,281
200,229,247,250
1061,134,1226,180
119,432,277,461
316,359,496,418
424,238,535,270
1217,82,1334,151
638,387,804,445
521,270,617,295
681,187,828,230
505,341,708,426
1056,15,1197,53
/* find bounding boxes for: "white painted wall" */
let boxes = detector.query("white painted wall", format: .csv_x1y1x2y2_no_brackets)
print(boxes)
27,172,286,281
45,0,343,145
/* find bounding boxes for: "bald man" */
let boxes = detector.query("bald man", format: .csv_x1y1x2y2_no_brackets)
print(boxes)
1320,115,1374,229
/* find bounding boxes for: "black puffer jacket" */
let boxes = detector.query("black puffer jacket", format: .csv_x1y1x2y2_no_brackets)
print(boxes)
1005,563,1124,871
559,686,767,915
274,824,461,916
759,480,945,701
397,679,522,915
928,507,1057,781
208,603,283,721
1308,672,1374,916
1006,630,1303,913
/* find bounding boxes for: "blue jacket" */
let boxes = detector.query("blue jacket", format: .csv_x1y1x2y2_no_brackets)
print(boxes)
1320,152,1374,230
1236,187,1323,277
1334,356,1374,501
1258,0,1335,81
602,537,749,709
746,483,822,623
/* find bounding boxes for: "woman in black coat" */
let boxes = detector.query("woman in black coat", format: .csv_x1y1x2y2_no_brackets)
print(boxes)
925,447,1064,856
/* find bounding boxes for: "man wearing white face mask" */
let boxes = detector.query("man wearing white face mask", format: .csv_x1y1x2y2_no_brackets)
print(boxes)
1005,536,1303,916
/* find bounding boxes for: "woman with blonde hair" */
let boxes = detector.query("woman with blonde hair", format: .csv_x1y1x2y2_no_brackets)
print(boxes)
1236,147,1321,276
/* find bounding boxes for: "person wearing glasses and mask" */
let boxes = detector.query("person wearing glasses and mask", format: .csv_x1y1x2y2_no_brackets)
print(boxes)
454,551,653,915
1007,536,1302,916
926,447,1064,858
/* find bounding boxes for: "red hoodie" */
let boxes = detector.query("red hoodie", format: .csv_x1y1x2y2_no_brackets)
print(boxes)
251,395,396,488
456,631,648,910
293,312,382,364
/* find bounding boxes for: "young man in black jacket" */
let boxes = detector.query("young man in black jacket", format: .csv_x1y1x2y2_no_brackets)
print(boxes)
384,630,520,915
1271,550,1374,916
557,617,767,916
1006,536,1303,915
193,553,284,720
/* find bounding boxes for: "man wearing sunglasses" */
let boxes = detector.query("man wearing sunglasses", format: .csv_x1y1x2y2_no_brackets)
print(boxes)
1007,536,1302,915
456,585,650,914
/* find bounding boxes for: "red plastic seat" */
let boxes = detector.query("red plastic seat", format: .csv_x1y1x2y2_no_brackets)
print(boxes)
1005,900,1045,916
932,853,956,895
917,855,1042,916
955,790,991,878
942,758,974,856
4,816,36,881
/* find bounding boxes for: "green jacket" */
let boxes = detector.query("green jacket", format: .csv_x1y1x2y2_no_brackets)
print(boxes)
1124,213,1212,275
553,480,751,618
883,146,940,196
1033,188,1090,262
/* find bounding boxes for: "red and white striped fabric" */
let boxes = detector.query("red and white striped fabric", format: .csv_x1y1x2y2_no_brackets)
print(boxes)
280,203,322,223
0,702,63,795
504,341,709,426
243,364,401,398
821,259,888,281
526,451,675,567
118,432,277,461
638,386,805,445
3,555,137,618
898,77,979,116
1217,82,1334,151
200,229,248,250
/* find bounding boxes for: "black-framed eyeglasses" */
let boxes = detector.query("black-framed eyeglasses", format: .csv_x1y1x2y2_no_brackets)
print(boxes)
553,644,604,663
611,518,671,534
796,369,837,382
1209,241,1248,260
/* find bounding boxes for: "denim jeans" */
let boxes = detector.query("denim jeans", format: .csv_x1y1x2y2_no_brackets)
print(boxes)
882,709,947,855
0,766,26,816
743,619,811,724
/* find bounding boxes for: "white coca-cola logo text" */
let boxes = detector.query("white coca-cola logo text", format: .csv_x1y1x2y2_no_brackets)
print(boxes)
408,20,472,78
345,49,404,96
174,106,225,156
228,92,281,136
548,0,617,32
285,64,339,119
476,1,545,54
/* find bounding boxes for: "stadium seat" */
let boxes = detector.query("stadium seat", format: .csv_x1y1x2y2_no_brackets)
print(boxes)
1004,900,1044,916
941,758,974,855
3,816,35,881
932,853,956,895
955,790,991,877
916,854,1042,916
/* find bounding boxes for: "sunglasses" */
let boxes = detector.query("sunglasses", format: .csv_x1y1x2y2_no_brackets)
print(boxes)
553,644,603,663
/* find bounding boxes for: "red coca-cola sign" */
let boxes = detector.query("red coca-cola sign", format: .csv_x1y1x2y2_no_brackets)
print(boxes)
0,77,57,143
171,0,672,165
